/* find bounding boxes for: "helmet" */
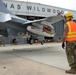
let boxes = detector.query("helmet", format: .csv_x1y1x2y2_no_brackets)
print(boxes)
64,11,73,18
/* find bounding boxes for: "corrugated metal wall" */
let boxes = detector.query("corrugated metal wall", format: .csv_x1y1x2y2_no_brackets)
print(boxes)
53,20,64,42
7,38,27,44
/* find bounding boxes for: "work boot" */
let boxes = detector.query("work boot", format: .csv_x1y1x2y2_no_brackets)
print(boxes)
65,67,76,74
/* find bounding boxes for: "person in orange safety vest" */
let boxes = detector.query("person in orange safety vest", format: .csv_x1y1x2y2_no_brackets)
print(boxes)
62,11,76,74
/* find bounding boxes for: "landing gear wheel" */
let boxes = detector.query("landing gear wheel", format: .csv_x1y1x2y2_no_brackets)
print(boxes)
41,41,44,45
29,39,33,45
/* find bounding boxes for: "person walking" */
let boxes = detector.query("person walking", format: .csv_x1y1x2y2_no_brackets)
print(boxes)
62,11,76,74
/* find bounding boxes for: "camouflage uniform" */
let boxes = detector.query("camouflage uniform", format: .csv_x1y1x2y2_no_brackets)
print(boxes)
66,41,76,68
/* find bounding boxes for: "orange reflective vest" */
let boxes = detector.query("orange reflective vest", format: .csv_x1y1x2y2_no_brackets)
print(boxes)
65,21,76,41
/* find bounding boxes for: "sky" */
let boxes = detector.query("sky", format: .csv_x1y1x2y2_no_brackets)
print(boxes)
14,0,76,11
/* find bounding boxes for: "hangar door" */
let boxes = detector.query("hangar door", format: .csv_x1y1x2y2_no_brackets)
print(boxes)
52,20,64,42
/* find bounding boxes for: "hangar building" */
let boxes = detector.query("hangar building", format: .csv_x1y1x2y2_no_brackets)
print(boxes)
2,0,76,44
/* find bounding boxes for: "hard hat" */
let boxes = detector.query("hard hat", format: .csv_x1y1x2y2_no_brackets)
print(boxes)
64,11,73,18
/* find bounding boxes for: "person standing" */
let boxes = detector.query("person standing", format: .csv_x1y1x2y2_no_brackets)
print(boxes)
62,11,76,74
1,37,5,46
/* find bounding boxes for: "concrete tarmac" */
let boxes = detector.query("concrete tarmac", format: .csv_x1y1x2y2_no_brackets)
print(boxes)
0,43,74,75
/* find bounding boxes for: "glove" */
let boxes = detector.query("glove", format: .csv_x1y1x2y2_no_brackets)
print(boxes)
62,42,65,49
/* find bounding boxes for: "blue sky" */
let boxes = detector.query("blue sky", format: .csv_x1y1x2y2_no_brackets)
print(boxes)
14,0,76,11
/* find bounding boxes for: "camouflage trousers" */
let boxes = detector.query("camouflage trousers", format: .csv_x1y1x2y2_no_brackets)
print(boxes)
66,41,76,68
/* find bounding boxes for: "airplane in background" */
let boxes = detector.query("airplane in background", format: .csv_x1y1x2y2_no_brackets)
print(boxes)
0,0,64,44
